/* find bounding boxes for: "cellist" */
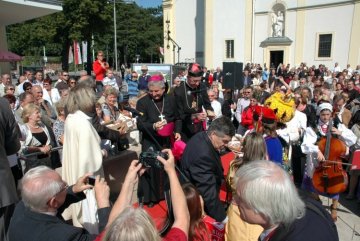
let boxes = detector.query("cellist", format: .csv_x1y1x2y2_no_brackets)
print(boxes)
301,102,357,221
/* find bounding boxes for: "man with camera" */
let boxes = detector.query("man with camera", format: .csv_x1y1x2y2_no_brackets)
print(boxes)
180,116,235,222
8,166,111,241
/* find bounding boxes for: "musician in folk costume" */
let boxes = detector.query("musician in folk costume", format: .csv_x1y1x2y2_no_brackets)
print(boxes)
136,74,181,204
174,63,214,142
301,102,356,221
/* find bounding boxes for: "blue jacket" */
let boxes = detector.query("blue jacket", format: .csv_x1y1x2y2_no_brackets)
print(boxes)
127,79,139,97
138,74,151,90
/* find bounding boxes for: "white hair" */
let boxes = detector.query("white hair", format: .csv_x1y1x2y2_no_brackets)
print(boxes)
104,207,160,241
148,80,165,89
21,166,63,212
235,160,305,227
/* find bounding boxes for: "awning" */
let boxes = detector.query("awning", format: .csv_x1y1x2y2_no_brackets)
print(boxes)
0,50,23,62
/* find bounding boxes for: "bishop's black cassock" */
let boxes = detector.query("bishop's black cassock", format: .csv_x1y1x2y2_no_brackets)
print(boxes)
173,81,213,142
136,93,181,203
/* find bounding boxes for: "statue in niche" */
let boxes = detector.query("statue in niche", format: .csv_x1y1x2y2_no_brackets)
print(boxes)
271,11,284,37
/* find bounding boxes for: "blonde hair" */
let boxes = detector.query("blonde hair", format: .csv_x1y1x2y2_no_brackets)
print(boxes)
55,99,66,115
22,103,40,123
65,86,96,113
104,87,119,98
104,207,160,241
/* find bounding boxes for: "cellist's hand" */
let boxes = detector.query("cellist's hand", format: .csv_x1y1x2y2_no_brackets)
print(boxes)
317,151,325,162
331,127,342,136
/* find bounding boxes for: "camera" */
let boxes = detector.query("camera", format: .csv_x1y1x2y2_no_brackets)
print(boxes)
139,151,168,169
88,176,96,186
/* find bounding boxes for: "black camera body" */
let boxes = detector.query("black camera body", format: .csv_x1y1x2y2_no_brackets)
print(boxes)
88,176,96,186
139,151,168,169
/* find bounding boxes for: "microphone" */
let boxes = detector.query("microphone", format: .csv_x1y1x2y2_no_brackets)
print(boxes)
123,106,143,117
187,88,205,95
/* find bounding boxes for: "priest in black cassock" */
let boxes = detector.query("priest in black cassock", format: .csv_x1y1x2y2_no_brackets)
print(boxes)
173,63,214,142
136,74,182,204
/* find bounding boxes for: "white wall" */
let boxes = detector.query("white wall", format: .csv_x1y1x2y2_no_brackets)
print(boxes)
0,25,11,74
253,14,268,64
174,0,198,63
255,0,297,13
211,0,246,68
302,4,353,68
285,10,297,65
305,0,349,6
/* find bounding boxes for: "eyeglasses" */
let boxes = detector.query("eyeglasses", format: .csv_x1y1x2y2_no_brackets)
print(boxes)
57,184,69,195
47,182,68,204
70,82,76,84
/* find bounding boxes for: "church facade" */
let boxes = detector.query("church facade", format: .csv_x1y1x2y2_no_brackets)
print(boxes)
162,0,360,70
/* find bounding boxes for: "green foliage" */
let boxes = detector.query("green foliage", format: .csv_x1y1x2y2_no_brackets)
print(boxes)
6,0,163,70
7,13,64,56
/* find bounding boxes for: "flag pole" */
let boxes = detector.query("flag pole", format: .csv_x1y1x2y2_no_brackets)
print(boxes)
73,41,76,72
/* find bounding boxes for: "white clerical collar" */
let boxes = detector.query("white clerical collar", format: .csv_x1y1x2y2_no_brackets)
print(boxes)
41,211,57,216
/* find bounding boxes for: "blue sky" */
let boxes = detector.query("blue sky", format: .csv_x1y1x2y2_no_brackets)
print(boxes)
135,0,162,8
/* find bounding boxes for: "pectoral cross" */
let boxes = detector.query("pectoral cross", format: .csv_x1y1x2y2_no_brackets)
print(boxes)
159,114,165,121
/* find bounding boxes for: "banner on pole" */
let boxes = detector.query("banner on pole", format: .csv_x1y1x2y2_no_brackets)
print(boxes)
159,47,164,56
82,41,88,63
73,41,82,65
68,45,74,64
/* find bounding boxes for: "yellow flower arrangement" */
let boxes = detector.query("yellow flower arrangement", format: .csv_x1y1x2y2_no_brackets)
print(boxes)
264,92,295,123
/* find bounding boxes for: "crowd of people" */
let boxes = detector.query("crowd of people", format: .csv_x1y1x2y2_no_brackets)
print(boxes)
0,54,360,241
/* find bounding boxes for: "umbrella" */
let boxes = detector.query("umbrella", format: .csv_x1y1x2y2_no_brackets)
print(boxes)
0,50,23,62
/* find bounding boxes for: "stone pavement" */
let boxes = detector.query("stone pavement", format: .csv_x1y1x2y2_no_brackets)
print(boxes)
321,194,360,241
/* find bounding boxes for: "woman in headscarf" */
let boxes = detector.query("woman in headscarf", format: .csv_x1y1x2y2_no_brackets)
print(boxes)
301,102,356,221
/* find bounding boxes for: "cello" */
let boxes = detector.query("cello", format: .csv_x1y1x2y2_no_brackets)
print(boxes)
312,118,348,195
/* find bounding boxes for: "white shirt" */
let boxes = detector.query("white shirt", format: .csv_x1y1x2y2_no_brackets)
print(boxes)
302,122,356,154
102,77,119,89
277,110,307,143
43,88,61,106
210,100,222,118
301,122,357,176
17,80,30,95
333,66,341,73
235,98,250,123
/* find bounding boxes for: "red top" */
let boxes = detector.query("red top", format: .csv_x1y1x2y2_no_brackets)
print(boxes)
93,60,107,81
208,74,214,86
94,227,187,241
241,105,257,129
163,227,188,241
203,215,225,241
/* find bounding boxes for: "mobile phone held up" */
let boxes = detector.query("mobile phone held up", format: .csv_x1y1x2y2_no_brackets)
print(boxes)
88,176,96,186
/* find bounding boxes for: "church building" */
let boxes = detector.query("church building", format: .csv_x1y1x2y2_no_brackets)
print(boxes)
162,0,360,69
